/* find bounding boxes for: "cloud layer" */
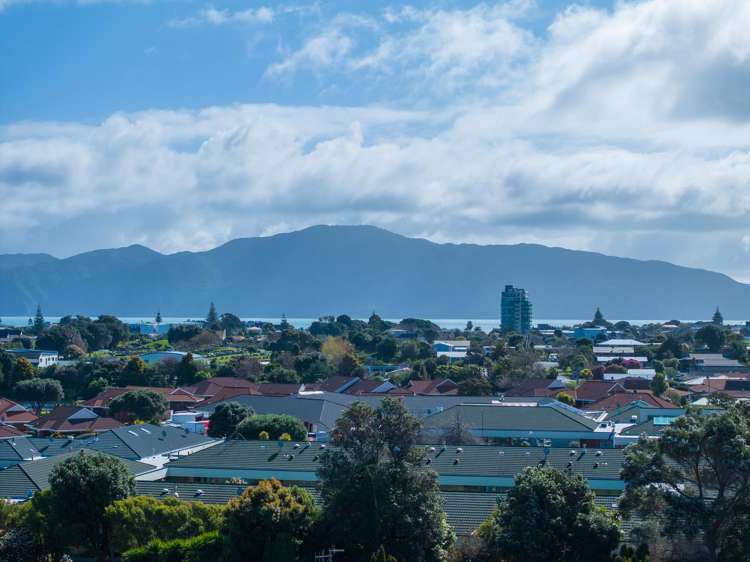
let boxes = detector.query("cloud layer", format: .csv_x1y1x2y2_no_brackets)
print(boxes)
2,0,750,281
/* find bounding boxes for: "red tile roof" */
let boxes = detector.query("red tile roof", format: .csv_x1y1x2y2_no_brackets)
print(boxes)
502,378,561,398
0,397,38,426
582,391,676,412
0,423,26,438
184,378,259,398
398,378,459,395
30,406,123,434
83,386,201,409
255,383,302,396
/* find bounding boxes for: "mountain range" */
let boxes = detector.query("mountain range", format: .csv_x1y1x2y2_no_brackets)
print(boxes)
1,225,748,320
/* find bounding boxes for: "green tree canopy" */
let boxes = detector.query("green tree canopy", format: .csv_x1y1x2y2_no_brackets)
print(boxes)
48,451,135,559
478,466,620,562
206,302,219,329
109,390,168,422
695,324,726,353
105,495,223,554
33,305,45,336
650,371,668,396
13,378,63,415
119,357,149,387
11,357,35,387
318,398,454,561
235,413,307,441
621,403,750,562
175,353,199,386
458,377,492,396
222,478,318,562
207,402,252,438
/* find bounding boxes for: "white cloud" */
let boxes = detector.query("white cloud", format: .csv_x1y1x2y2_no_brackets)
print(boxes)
3,0,750,282
168,6,274,28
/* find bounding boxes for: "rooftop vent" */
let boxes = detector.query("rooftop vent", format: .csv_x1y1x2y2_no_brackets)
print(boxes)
596,451,603,457
161,488,170,495
196,489,204,496
453,458,460,465
456,447,463,454
293,443,300,449
429,447,436,453
569,450,576,456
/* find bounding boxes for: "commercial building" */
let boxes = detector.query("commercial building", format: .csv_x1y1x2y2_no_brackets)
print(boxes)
500,285,532,334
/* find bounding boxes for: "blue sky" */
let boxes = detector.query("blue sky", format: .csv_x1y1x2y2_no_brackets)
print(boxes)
1,0,612,122
1,0,750,282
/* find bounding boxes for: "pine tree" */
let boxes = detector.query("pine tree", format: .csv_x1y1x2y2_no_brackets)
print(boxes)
206,302,218,328
155,311,162,324
33,305,45,335
593,307,605,326
713,307,724,325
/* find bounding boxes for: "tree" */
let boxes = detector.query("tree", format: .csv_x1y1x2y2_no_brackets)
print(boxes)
120,357,149,386
458,377,492,396
318,398,454,561
206,303,219,329
12,357,35,385
105,496,223,554
376,337,399,362
175,353,199,386
14,378,63,415
713,307,724,325
657,336,685,359
208,402,252,438
621,403,750,562
236,414,307,441
593,307,606,327
696,324,726,353
36,324,87,354
48,451,135,559
121,531,223,562
478,466,620,562
109,390,168,422
33,305,45,336
222,478,318,562
219,313,243,336
155,311,162,324
556,391,575,406
650,372,668,396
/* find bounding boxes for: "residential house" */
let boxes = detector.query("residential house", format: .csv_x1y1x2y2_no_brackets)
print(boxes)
432,340,470,362
27,406,123,436
0,397,38,430
5,349,59,368
681,354,750,375
163,440,626,493
420,402,613,448
83,386,202,414
0,451,157,501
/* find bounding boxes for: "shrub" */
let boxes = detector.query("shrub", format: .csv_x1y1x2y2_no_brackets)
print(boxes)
121,531,223,562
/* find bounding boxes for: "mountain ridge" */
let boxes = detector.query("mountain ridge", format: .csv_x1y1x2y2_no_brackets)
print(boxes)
1,225,748,319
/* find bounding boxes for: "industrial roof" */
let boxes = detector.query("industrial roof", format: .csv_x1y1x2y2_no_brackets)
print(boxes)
0,450,155,499
167,440,626,481
421,403,602,433
28,424,217,460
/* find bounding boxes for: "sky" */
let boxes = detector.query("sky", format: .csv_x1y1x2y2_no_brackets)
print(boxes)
1,0,750,282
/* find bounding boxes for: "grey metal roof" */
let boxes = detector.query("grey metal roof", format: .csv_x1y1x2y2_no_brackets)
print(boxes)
421,403,601,433
0,450,155,499
0,437,41,462
167,440,626,481
27,424,217,461
134,481,624,536
199,396,347,432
